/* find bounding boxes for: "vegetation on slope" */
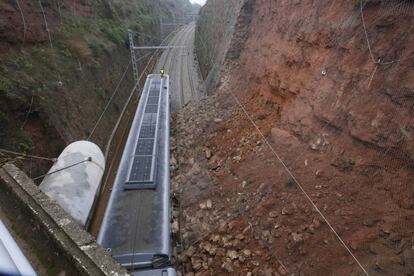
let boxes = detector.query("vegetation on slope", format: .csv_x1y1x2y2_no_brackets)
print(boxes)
0,0,197,176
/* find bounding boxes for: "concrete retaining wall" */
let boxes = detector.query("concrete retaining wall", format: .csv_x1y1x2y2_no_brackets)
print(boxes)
0,163,128,276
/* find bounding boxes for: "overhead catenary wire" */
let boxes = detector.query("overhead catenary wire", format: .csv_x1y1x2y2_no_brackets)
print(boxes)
0,148,56,162
56,0,62,24
103,27,182,157
38,0,53,49
87,60,132,141
95,27,183,149
360,0,378,64
14,0,27,45
21,95,34,130
136,51,153,62
102,55,153,157
360,0,399,65
37,0,64,85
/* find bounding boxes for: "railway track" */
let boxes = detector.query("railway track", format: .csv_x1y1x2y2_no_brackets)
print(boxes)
184,25,197,101
156,23,200,109
88,28,187,235
88,22,201,238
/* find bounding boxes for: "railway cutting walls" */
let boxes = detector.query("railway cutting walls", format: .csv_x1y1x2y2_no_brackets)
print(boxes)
187,0,414,274
0,0,195,177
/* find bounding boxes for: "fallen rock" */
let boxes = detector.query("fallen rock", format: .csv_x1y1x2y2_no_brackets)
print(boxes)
208,246,217,256
403,249,414,273
238,256,245,264
210,235,220,242
264,266,273,276
349,240,358,250
222,261,234,272
206,199,212,209
170,156,177,166
191,163,201,175
227,250,238,260
257,183,266,193
278,265,288,275
292,232,303,243
201,242,212,252
369,243,389,255
375,255,403,270
216,248,226,257
172,221,179,234
191,257,203,271
269,211,278,218
185,246,196,257
232,155,242,162
312,217,321,229
389,232,402,242
205,148,212,159
281,207,291,215
235,234,245,240
242,249,252,257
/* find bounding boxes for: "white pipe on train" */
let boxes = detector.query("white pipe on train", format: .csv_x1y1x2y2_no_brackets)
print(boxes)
0,220,37,276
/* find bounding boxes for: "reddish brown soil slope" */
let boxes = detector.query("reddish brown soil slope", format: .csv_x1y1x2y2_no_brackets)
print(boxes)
176,1,414,275
0,0,94,49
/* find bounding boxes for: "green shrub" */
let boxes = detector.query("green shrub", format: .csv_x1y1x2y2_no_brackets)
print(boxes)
102,27,124,45
352,0,366,9
283,177,297,188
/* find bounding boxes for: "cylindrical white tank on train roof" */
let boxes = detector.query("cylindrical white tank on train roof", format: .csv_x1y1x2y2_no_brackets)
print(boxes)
40,141,105,226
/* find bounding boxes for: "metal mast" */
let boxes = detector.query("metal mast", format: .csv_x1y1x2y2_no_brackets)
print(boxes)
128,29,139,83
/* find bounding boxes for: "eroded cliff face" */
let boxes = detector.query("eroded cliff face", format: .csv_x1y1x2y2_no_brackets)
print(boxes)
238,0,414,160
194,0,245,91
184,0,414,274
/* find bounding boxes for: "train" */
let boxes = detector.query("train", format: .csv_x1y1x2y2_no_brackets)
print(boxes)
98,74,176,276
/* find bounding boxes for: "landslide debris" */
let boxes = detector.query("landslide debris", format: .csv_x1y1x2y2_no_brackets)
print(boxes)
178,0,414,275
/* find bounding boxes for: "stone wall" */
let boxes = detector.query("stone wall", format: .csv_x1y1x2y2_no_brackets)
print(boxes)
0,163,127,276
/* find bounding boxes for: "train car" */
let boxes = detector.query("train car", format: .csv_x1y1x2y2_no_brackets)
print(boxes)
98,74,175,276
